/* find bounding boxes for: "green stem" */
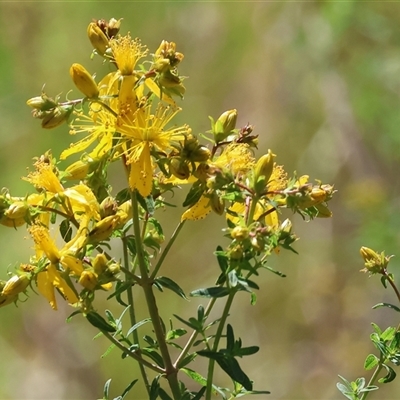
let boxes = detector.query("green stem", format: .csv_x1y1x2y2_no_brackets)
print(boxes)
130,190,181,400
102,330,163,374
205,291,236,400
151,220,186,280
174,297,217,368
122,233,150,394
360,356,385,400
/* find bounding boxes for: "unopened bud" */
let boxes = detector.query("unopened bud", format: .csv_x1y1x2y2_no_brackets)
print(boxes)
116,201,133,228
70,63,99,99
2,274,30,296
209,192,225,216
87,22,109,55
0,215,26,228
88,215,119,243
169,158,190,180
78,270,98,291
212,109,237,143
231,226,249,241
4,201,29,220
65,160,90,180
26,94,57,111
100,196,118,218
93,253,108,275
253,149,275,193
190,145,211,162
360,246,391,274
60,254,84,276
40,106,73,129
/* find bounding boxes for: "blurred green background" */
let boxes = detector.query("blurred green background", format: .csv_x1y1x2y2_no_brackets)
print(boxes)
1,1,400,399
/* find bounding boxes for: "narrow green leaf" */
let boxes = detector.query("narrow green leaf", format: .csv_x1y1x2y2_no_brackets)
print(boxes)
182,181,204,207
173,314,201,330
120,379,138,399
190,286,231,298
155,276,188,300
364,354,379,370
59,219,72,242
215,246,229,273
165,328,187,340
126,318,151,338
66,310,81,322
158,388,173,400
372,303,400,313
101,343,116,358
142,348,165,368
381,326,396,341
103,378,112,400
191,386,207,400
238,346,259,357
86,312,116,333
379,364,396,383
177,353,197,369
149,376,160,400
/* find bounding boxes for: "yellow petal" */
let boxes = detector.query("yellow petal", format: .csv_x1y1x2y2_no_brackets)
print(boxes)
181,195,211,221
37,270,57,310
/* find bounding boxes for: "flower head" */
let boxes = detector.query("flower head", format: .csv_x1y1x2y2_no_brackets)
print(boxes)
109,33,147,76
118,102,190,197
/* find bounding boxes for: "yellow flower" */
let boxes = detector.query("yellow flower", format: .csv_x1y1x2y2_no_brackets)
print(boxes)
61,107,116,160
118,103,190,197
109,33,147,76
37,264,79,310
23,158,64,194
213,143,254,176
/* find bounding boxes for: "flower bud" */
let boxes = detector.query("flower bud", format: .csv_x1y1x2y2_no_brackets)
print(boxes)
359,246,391,274
87,22,109,55
26,94,58,111
78,270,98,291
209,192,225,216
100,196,118,218
4,201,28,220
2,274,30,297
70,63,99,99
116,201,133,228
60,254,84,276
93,253,108,275
0,215,26,228
254,149,275,187
107,262,121,275
107,18,122,38
169,158,190,180
212,109,237,143
64,160,90,180
190,145,211,162
41,105,73,129
231,226,249,241
88,215,119,243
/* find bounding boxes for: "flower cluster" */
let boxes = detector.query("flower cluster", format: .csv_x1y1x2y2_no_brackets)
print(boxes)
4,18,335,317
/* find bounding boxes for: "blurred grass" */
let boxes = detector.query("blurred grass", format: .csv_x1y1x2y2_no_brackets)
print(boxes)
1,1,400,399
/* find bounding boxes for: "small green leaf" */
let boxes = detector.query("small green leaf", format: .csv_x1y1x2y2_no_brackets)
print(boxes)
59,219,72,242
142,348,165,368
372,303,400,313
103,378,112,400
381,326,396,341
364,354,379,370
165,328,187,340
190,286,231,298
379,364,396,383
173,314,201,331
183,181,204,207
215,246,229,273
155,276,188,300
120,379,138,399
126,318,151,337
86,312,116,333
158,388,173,400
